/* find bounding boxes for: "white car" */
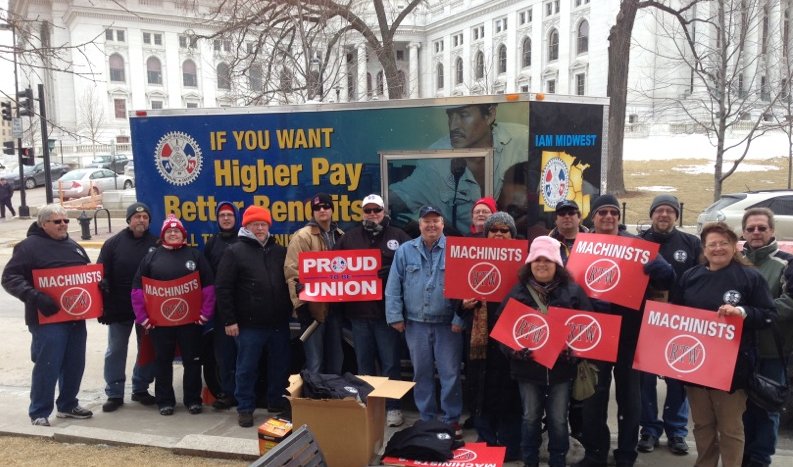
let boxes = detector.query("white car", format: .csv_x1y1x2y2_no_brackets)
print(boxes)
53,168,134,200
696,190,793,240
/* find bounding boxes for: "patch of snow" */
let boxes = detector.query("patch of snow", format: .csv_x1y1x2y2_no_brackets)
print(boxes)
636,186,677,192
672,163,779,175
624,132,793,161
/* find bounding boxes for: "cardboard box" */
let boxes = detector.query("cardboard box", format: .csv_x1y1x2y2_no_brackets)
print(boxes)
258,417,293,455
287,374,415,467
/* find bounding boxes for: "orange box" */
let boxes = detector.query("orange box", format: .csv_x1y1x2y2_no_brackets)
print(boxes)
258,417,293,456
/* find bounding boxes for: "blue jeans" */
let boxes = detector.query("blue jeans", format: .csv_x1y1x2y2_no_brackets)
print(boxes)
150,325,202,408
28,321,87,419
474,405,524,461
744,357,785,465
104,320,155,398
404,320,463,424
214,323,237,397
519,381,570,467
350,317,402,410
640,372,689,438
303,311,343,375
234,324,291,414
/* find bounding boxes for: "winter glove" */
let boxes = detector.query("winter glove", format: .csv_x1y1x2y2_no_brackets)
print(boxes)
295,280,305,295
512,348,534,361
29,291,60,317
560,346,577,363
97,315,110,325
643,256,674,284
140,318,154,331
295,304,312,326
99,278,111,294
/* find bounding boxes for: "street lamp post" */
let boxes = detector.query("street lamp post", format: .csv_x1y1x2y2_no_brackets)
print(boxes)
335,85,341,103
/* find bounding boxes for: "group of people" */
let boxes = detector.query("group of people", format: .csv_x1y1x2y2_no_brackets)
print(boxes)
1,188,789,467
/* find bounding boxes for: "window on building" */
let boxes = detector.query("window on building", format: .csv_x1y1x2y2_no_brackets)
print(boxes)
105,29,113,41
628,114,639,124
397,50,405,60
575,0,590,7
473,25,484,41
182,59,197,87
143,32,150,44
495,17,507,34
549,29,559,61
109,53,125,83
519,8,533,25
475,51,484,79
249,63,263,91
520,84,529,92
522,37,532,67
497,44,507,73
223,40,231,52
545,0,559,16
213,40,221,52
547,79,556,93
142,32,162,46
576,73,586,95
437,63,444,89
577,20,589,54
179,34,197,49
367,73,372,97
186,102,199,109
280,68,293,92
146,57,162,85
377,71,385,95
434,40,444,53
217,63,231,90
151,100,163,110
113,98,127,119
105,28,125,42
453,33,463,47
455,57,464,84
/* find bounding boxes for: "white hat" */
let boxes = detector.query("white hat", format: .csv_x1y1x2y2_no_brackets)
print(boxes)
362,194,385,209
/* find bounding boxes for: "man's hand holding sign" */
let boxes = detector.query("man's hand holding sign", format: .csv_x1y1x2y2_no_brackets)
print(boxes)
297,249,382,302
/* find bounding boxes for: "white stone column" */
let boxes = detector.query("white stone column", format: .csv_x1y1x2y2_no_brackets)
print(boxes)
409,42,420,98
357,43,368,100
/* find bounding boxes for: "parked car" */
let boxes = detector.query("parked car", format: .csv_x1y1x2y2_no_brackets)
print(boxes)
52,168,134,200
88,154,129,174
697,190,793,240
4,162,71,190
124,162,134,180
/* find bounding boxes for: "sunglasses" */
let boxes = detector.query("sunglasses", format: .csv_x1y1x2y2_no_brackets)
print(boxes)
557,210,579,217
312,204,332,211
489,227,511,234
596,209,620,217
363,207,384,214
48,218,70,224
745,225,768,233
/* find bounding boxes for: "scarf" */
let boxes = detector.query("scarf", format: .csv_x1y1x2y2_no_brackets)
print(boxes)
469,301,489,360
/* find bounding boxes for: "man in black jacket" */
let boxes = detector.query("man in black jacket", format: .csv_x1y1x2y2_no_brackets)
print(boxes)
98,202,159,412
215,205,292,428
2,204,93,426
336,194,411,427
0,177,16,219
203,201,240,409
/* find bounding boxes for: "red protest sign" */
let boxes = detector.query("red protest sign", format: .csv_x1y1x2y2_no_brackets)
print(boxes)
298,249,382,302
633,300,744,391
490,298,567,369
566,233,659,310
33,264,104,324
382,442,506,467
445,237,527,302
142,272,202,326
550,306,622,363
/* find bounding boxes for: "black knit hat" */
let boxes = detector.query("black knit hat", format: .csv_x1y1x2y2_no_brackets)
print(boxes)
311,193,334,210
590,194,620,216
126,202,151,223
649,194,680,218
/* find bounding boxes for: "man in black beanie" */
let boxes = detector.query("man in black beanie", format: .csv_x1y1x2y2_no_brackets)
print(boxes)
97,202,158,412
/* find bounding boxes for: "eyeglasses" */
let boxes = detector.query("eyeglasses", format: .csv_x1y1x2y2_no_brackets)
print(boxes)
745,225,768,233
363,207,383,214
705,241,731,249
557,210,579,217
312,204,332,211
595,209,620,217
48,218,70,225
489,227,511,234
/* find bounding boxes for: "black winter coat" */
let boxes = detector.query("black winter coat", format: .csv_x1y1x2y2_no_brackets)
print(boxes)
97,228,158,323
2,222,91,325
495,280,593,384
215,234,292,328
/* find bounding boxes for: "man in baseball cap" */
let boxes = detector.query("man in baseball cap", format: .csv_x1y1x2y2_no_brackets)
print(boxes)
550,200,586,265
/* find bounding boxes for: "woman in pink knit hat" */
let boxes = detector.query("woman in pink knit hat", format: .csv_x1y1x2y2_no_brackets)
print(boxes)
494,235,593,467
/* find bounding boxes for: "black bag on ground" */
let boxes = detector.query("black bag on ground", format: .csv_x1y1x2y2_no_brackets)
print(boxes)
746,327,790,412
299,370,374,402
383,420,460,461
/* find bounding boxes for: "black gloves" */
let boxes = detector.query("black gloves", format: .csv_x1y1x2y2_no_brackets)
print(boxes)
644,255,674,284
512,348,534,361
295,280,305,295
99,278,111,294
28,291,60,317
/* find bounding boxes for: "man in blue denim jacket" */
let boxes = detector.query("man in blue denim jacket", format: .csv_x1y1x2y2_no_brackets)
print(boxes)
385,205,466,438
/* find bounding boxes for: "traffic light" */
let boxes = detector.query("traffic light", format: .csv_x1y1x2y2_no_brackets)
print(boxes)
2,141,13,155
21,147,34,165
17,88,33,116
0,102,11,121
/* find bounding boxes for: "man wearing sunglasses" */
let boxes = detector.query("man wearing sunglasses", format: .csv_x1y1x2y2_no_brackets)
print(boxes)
285,192,345,374
2,204,93,427
636,195,701,457
335,194,411,427
741,207,793,467
549,200,588,264
575,194,674,467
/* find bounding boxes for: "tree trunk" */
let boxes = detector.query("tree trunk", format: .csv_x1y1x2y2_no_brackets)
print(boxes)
606,0,640,195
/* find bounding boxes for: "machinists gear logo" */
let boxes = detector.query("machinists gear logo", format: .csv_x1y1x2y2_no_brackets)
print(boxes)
154,131,202,186
541,156,570,209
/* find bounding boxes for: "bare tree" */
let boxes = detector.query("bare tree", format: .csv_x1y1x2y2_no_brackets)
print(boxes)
183,0,423,103
76,87,105,158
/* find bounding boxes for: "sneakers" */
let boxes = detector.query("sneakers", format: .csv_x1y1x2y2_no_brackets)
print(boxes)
131,391,156,405
212,395,238,410
159,406,174,416
668,436,689,455
188,404,203,414
637,433,659,453
387,409,404,427
450,421,463,440
56,406,93,419
238,412,254,428
31,417,50,426
102,397,123,413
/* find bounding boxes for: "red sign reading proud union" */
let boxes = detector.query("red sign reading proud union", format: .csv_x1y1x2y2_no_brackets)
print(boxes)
298,249,382,302
633,300,744,391
444,237,527,302
566,233,659,310
142,272,202,326
33,264,104,324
